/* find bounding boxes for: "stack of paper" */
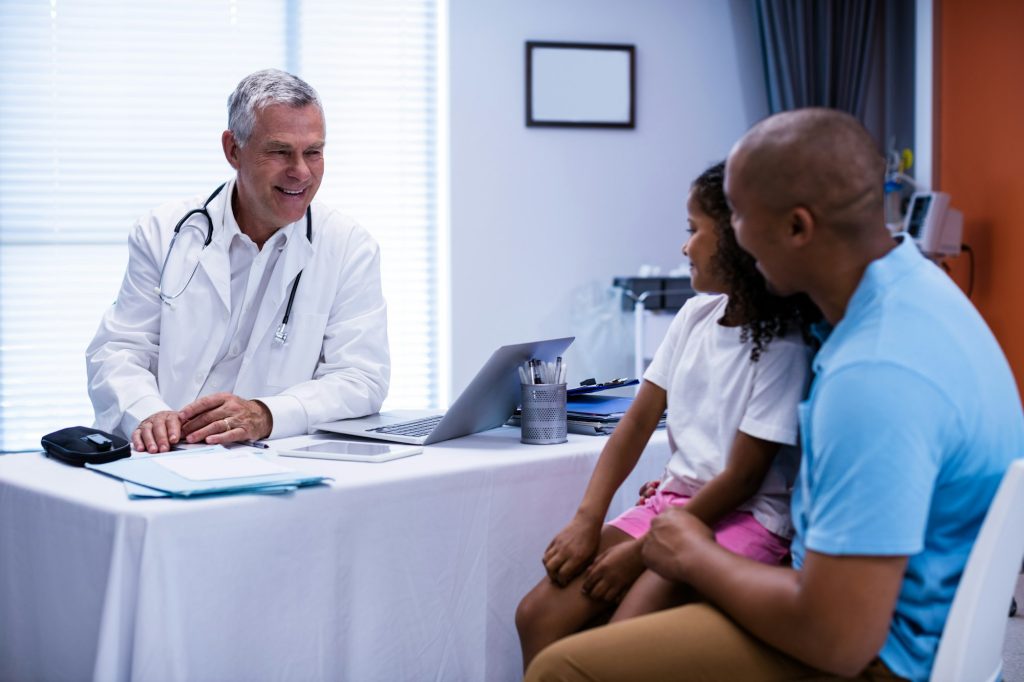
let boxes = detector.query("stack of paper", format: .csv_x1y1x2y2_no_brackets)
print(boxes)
86,446,331,499
565,395,665,435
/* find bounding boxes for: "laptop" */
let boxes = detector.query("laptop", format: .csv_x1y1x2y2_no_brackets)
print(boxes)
315,336,574,445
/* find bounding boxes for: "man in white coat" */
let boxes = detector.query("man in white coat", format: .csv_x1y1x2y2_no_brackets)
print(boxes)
87,69,390,453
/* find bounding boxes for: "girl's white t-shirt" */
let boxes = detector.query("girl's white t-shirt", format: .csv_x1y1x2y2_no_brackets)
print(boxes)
643,293,812,538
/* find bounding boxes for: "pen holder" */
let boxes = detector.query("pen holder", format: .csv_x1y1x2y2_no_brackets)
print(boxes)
520,383,568,445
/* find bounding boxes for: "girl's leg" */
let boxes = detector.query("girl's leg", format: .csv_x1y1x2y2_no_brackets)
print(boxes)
516,525,635,670
610,568,696,622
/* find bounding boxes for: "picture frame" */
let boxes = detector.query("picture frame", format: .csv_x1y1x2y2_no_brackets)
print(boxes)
525,41,636,129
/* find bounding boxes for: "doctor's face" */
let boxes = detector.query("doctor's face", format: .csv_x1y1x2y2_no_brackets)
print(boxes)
223,103,325,236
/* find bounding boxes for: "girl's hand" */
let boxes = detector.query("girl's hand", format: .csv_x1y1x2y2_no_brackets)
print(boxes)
581,539,645,603
635,479,660,505
542,516,602,587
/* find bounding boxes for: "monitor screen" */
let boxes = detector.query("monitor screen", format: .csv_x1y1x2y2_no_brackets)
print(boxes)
906,195,932,239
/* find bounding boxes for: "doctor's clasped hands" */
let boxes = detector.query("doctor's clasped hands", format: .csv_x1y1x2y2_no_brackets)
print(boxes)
132,393,273,453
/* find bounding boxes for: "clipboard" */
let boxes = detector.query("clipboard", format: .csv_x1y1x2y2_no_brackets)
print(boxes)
566,378,639,396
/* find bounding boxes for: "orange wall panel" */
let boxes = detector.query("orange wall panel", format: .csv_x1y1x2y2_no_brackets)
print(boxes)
937,0,1024,391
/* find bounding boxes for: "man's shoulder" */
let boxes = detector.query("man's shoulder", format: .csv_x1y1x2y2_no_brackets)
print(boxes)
823,264,990,377
308,202,379,261
131,189,219,236
815,266,1019,438
310,202,368,237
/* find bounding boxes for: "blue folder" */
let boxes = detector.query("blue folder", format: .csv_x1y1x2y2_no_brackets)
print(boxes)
566,395,635,419
86,447,330,498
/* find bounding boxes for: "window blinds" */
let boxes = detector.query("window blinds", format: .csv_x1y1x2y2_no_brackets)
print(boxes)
0,0,439,450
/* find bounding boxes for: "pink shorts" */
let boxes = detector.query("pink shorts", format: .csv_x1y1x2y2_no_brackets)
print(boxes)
608,488,790,565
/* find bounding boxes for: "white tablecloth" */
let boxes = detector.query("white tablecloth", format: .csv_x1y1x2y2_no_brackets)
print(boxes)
0,427,671,682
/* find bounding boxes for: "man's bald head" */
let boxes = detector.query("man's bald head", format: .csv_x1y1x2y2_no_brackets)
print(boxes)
728,108,885,240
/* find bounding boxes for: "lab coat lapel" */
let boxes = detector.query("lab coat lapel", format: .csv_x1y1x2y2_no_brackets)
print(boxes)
194,181,235,313
196,245,231,313
250,219,313,345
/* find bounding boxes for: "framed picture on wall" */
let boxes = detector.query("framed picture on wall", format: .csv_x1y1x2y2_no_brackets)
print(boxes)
525,41,636,129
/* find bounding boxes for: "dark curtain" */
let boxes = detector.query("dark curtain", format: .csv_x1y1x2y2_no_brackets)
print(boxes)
755,0,880,120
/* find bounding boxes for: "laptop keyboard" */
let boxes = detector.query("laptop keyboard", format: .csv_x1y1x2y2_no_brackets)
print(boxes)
369,414,444,437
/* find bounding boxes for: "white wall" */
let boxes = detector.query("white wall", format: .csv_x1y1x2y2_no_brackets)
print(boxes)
447,0,767,396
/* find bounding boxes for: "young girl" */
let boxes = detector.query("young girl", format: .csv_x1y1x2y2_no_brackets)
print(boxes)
515,161,819,668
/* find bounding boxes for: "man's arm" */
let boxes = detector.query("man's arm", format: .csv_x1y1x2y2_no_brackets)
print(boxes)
255,219,390,438
86,214,174,440
643,508,906,676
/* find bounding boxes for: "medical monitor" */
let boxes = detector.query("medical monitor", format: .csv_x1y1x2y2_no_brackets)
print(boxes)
903,191,963,258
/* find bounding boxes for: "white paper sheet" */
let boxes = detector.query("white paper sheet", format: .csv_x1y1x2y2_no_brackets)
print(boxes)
154,449,293,481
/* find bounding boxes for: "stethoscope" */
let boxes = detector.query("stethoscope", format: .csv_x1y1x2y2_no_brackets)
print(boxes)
155,183,312,344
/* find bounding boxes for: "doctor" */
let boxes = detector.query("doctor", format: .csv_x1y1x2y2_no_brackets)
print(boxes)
87,69,390,453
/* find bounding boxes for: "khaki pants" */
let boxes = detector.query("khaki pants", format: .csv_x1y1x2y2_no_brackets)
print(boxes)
524,603,906,682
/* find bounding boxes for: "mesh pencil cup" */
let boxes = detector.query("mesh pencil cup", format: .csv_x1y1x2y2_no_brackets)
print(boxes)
520,383,568,444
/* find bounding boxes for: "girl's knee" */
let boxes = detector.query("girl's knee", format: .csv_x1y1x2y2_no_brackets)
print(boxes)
515,583,549,637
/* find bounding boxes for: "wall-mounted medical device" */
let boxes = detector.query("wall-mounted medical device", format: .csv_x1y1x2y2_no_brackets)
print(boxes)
903,191,963,258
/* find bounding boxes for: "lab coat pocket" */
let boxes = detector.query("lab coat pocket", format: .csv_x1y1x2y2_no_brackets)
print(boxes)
265,312,329,390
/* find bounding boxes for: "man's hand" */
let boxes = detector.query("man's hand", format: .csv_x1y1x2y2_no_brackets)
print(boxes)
636,479,660,505
581,538,646,603
133,410,184,453
642,506,715,583
179,392,273,445
542,515,602,587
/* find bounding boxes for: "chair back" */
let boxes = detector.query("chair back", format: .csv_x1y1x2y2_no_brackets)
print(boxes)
931,459,1024,682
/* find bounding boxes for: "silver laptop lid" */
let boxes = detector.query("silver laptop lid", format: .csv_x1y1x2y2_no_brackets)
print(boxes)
424,336,574,444
314,337,574,445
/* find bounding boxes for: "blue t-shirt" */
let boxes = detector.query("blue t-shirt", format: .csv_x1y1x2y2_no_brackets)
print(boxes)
790,237,1024,682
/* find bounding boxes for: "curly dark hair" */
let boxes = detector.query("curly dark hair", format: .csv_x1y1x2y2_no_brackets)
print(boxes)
690,161,820,361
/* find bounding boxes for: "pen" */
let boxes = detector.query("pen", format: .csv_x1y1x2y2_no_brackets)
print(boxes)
554,356,562,385
242,440,269,449
531,359,543,384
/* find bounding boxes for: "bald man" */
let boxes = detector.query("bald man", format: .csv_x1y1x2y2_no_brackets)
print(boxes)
524,109,1023,681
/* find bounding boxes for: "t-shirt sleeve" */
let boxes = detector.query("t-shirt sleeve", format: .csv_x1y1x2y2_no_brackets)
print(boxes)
642,301,694,390
801,363,951,556
738,336,811,445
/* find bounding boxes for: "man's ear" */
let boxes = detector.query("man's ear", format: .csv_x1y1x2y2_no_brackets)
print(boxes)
789,206,815,247
222,130,241,170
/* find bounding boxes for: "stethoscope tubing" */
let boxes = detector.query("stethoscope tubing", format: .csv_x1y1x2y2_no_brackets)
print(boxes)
154,183,311,344
156,183,226,302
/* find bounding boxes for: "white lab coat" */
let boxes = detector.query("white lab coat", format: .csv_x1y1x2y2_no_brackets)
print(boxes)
86,179,390,439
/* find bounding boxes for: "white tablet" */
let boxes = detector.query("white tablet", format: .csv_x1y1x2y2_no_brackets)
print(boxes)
278,440,423,463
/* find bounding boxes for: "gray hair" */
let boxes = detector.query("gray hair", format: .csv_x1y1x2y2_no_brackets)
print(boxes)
227,69,324,147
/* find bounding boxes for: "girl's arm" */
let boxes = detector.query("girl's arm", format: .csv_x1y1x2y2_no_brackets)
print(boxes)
542,380,667,586
681,431,780,528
